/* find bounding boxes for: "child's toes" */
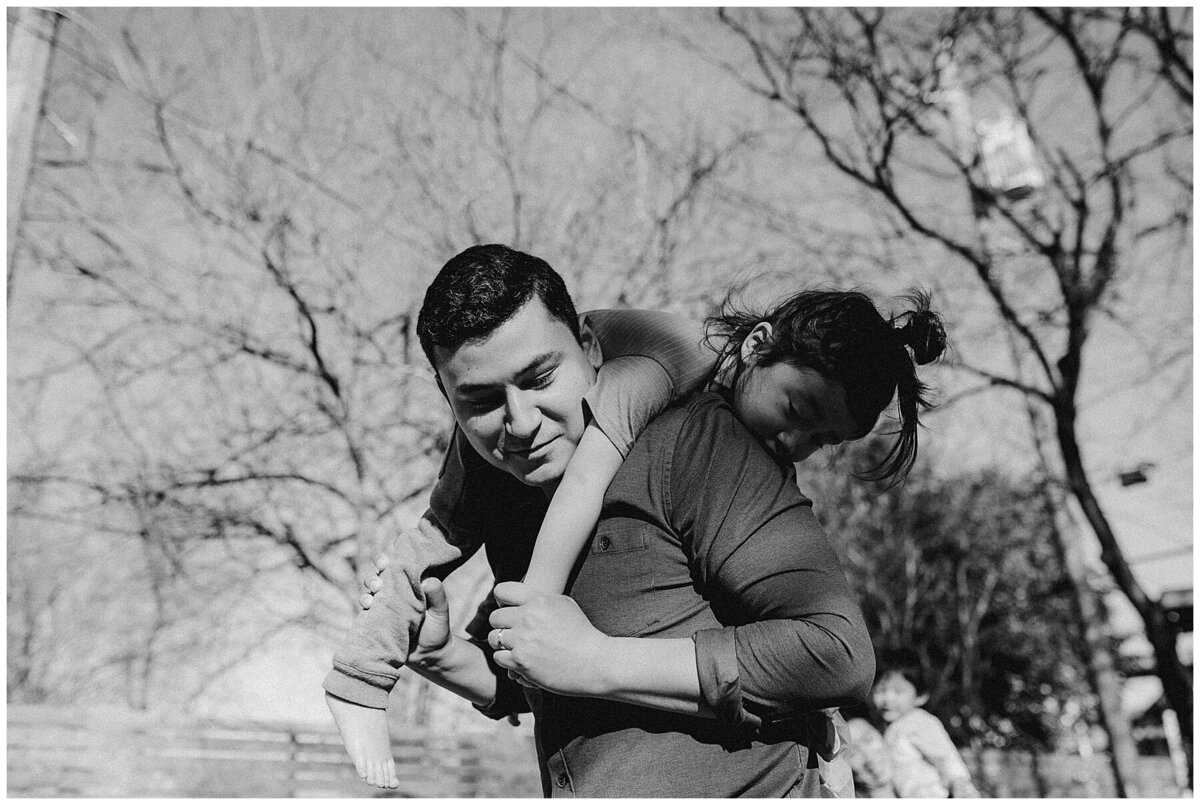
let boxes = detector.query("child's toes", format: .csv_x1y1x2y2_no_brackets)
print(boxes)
385,758,399,788
369,761,393,789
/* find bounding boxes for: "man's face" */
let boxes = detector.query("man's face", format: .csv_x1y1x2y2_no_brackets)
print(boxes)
434,297,598,489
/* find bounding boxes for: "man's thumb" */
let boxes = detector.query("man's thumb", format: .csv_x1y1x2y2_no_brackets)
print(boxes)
421,578,450,625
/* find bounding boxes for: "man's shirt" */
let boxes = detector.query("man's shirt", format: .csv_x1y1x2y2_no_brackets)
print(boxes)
471,391,874,797
323,310,712,708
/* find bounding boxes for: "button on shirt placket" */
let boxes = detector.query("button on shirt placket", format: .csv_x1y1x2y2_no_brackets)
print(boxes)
547,750,575,797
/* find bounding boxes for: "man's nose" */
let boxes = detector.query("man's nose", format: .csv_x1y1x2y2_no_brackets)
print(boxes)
503,389,539,440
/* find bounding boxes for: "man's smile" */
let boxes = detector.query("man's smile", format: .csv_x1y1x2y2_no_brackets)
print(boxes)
503,434,560,459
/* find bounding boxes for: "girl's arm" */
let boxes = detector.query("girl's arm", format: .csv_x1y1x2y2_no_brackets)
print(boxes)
522,421,623,594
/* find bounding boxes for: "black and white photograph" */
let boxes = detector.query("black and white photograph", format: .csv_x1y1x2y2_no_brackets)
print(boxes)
7,6,1192,798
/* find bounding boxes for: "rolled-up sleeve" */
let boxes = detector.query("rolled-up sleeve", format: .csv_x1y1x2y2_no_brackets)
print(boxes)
669,398,875,727
692,627,757,730
464,591,532,720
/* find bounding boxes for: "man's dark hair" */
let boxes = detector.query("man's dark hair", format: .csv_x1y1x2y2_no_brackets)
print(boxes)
417,244,581,369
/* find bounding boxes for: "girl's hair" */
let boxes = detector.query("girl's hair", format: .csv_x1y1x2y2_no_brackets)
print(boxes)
705,287,946,486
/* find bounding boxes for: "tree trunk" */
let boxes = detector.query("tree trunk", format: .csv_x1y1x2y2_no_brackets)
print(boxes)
7,8,59,283
1010,354,1142,797
1055,401,1193,777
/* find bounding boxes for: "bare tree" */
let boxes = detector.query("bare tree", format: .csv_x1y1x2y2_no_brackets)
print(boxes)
715,6,1193,783
9,7,810,714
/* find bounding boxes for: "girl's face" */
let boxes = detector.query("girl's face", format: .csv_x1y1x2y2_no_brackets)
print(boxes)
733,323,859,464
872,671,928,723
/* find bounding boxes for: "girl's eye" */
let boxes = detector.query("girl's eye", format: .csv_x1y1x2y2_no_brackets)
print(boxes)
788,405,813,427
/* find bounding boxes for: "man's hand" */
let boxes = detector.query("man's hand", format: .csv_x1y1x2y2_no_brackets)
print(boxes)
406,577,453,665
486,581,614,697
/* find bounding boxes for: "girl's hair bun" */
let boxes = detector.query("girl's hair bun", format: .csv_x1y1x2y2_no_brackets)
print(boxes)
893,290,946,366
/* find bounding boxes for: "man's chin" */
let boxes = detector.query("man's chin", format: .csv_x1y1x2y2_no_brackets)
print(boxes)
491,453,564,489
513,463,562,489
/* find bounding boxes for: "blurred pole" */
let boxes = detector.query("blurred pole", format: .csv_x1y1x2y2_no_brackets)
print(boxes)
932,40,1141,797
1045,503,1141,797
1162,708,1190,794
7,8,60,285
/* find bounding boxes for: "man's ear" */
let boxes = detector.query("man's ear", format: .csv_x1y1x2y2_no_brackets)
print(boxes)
914,692,930,708
434,371,449,403
739,321,774,364
580,326,603,370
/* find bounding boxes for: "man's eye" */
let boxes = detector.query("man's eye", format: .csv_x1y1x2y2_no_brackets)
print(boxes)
464,395,500,412
528,369,556,390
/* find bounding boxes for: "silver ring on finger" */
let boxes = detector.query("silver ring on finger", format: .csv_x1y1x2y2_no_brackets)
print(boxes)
496,628,509,651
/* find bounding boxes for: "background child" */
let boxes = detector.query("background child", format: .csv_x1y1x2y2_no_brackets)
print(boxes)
842,704,895,797
872,649,981,798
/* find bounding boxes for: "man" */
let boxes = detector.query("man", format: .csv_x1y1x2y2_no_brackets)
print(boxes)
366,244,872,796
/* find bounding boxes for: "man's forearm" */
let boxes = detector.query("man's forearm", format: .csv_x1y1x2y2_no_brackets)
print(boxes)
489,583,714,717
408,635,498,708
593,636,713,718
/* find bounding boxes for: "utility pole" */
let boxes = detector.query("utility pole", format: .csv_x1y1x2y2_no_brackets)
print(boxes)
931,39,1142,797
8,7,60,284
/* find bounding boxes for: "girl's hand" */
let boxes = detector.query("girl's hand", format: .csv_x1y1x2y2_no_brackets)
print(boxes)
487,581,614,697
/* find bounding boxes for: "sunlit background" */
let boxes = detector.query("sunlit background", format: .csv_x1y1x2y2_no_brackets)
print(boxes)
7,7,1191,797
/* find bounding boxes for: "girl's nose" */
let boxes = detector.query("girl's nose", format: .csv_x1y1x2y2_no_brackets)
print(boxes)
779,431,819,463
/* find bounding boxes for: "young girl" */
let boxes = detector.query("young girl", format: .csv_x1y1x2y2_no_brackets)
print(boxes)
532,288,946,592
327,288,945,789
872,650,981,798
705,288,944,482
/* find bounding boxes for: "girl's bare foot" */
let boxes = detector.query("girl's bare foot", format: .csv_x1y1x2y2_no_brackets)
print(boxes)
326,692,399,789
